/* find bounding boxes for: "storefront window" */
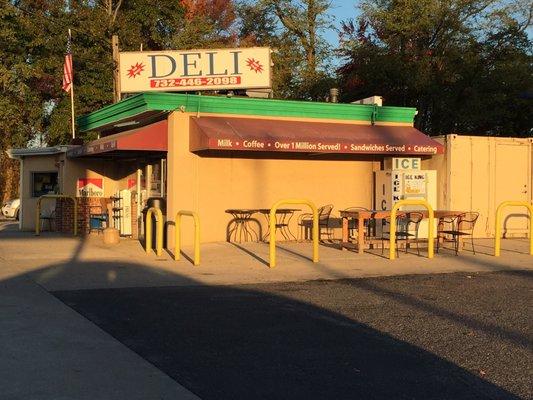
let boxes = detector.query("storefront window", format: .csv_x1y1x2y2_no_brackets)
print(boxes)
32,172,59,197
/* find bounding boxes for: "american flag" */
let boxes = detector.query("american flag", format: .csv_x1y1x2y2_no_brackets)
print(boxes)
62,31,73,92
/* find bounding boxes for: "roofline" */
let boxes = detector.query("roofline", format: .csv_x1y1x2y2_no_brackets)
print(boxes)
6,145,77,159
77,93,418,133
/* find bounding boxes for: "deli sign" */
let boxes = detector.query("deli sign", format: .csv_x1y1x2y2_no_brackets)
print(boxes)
119,47,272,93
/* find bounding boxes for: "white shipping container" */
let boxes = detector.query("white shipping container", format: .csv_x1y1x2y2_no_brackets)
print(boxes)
424,135,532,238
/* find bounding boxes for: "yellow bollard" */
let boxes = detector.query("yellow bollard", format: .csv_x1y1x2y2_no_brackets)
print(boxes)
269,199,319,268
145,207,163,257
35,195,77,236
494,201,533,257
389,199,434,260
175,210,201,266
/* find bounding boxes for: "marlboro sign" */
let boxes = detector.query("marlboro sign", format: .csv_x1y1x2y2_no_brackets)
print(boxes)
77,178,104,198
119,47,272,93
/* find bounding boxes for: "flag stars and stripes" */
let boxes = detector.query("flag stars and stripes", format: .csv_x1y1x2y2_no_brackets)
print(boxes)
62,33,73,92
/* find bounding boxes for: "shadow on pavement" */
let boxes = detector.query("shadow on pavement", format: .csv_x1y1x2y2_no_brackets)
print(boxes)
0,229,530,399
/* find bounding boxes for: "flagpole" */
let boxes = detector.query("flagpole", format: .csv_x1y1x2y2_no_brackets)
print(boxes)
70,78,76,139
68,29,76,140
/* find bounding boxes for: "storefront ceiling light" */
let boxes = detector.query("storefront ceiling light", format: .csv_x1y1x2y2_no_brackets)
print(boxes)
113,121,139,128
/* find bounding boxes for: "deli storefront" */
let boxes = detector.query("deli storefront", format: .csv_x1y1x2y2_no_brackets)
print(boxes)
9,92,444,245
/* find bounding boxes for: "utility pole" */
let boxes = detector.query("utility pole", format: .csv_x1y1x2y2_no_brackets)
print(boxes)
112,35,121,103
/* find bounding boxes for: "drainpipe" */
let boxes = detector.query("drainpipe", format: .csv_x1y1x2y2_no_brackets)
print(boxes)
61,155,66,195
136,167,142,226
145,164,152,198
160,158,165,199
19,158,23,230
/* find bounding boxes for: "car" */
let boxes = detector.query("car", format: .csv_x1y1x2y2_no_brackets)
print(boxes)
2,198,20,220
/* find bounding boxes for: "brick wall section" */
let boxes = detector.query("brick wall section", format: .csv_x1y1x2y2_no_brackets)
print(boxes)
54,198,74,234
55,197,111,235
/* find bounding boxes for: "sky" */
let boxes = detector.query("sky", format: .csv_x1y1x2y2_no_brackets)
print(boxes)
324,0,360,47
324,0,533,45
322,1,361,65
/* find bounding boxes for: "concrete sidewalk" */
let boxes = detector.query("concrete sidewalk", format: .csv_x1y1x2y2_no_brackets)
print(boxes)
0,227,531,291
0,275,200,400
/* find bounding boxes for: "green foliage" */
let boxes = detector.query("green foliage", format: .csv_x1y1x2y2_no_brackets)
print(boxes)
337,0,533,137
237,0,337,100
0,0,530,156
235,1,302,98
2,0,242,148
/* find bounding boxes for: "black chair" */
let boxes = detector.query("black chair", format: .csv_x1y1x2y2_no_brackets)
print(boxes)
318,204,334,241
402,212,424,255
298,204,334,241
343,207,368,239
380,212,406,257
381,212,423,256
436,214,459,254
438,212,479,255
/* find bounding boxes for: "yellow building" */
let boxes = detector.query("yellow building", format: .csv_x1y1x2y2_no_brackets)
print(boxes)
8,93,531,246
8,93,444,241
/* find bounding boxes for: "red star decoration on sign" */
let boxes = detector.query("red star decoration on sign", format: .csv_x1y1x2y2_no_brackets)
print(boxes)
127,62,145,78
246,58,264,73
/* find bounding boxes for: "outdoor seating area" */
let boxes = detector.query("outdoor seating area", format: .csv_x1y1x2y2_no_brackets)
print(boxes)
339,208,480,256
224,203,483,259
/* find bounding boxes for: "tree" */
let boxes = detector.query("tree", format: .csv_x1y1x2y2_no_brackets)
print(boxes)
180,0,236,47
0,0,242,201
252,0,335,99
46,0,238,144
235,1,303,98
0,1,63,200
337,0,532,137
266,0,330,76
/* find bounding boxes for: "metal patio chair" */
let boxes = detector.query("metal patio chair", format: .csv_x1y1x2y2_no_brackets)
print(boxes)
402,212,424,255
381,212,423,256
298,204,334,242
438,212,479,255
436,214,459,254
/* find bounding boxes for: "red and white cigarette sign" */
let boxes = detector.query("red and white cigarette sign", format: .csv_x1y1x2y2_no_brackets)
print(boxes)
77,178,104,198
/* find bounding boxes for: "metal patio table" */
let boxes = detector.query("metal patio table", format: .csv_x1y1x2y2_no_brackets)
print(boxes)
225,209,261,243
256,208,301,242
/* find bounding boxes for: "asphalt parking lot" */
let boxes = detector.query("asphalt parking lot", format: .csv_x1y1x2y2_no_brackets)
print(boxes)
55,270,532,400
